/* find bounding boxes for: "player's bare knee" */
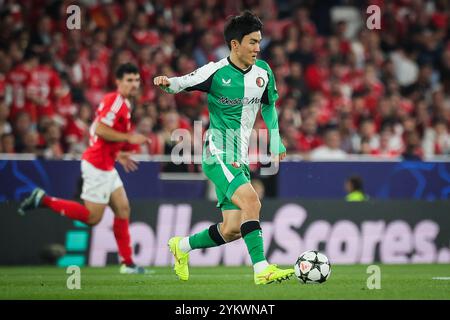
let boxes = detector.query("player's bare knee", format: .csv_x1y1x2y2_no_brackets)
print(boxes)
221,226,241,242
244,197,261,217
240,193,261,213
87,214,102,226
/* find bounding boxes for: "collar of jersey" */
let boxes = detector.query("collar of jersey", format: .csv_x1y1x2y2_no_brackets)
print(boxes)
227,57,253,74
117,92,132,109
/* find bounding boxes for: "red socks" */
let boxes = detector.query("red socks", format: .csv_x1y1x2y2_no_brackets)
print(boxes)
42,196,133,265
42,196,90,224
113,217,133,266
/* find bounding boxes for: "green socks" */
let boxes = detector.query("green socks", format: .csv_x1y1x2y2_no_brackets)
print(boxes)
241,220,266,264
188,223,226,249
187,220,267,266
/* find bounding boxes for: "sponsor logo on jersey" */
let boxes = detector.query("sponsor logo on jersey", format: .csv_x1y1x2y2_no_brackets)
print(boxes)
221,78,231,86
218,96,261,105
256,77,265,87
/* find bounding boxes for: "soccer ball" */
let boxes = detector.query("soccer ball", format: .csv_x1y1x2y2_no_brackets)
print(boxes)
294,250,331,284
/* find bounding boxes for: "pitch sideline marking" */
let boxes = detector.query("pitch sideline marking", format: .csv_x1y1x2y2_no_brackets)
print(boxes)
432,277,450,280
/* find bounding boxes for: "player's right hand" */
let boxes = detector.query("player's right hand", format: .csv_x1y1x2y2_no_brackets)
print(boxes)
117,152,138,173
153,76,171,87
127,133,150,145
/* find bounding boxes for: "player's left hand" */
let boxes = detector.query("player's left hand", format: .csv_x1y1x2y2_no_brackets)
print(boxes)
269,152,286,165
278,152,286,161
118,152,138,173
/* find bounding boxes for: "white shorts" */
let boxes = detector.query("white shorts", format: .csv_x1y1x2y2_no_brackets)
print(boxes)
80,160,123,204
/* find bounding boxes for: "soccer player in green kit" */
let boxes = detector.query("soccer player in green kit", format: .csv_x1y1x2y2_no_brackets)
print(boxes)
153,11,294,285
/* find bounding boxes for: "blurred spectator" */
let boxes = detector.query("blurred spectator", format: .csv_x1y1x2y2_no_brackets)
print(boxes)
359,137,374,155
338,112,356,153
13,112,33,152
402,131,423,161
282,125,301,153
285,61,307,102
372,127,401,158
158,110,191,172
131,11,160,47
309,128,347,160
193,30,219,66
20,130,40,154
5,51,39,122
64,103,91,155
390,48,419,87
135,116,162,155
29,15,53,52
137,46,157,102
297,116,322,153
0,101,12,135
55,74,77,118
345,176,368,201
158,110,181,154
27,53,64,120
422,118,450,157
1,133,15,153
351,118,380,153
305,51,329,92
440,49,450,94
42,122,64,159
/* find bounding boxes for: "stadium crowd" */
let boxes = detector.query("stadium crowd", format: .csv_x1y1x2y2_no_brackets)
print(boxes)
0,0,449,166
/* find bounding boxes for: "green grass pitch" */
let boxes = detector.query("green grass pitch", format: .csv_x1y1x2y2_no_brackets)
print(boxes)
0,265,449,300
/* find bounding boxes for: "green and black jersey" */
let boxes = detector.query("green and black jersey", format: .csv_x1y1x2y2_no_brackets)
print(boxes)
163,57,285,164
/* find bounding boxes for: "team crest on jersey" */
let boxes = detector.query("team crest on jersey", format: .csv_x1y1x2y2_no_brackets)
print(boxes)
256,77,265,87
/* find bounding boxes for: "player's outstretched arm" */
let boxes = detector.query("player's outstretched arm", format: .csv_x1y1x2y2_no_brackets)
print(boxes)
95,122,148,144
154,61,222,94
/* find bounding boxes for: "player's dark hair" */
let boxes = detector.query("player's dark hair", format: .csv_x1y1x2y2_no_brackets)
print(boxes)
224,11,263,49
115,63,139,79
348,176,364,192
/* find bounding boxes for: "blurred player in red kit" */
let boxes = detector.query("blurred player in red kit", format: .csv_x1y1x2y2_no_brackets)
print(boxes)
5,52,38,123
18,63,149,274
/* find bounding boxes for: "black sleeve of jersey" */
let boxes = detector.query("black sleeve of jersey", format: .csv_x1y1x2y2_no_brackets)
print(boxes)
184,72,216,93
261,84,269,105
